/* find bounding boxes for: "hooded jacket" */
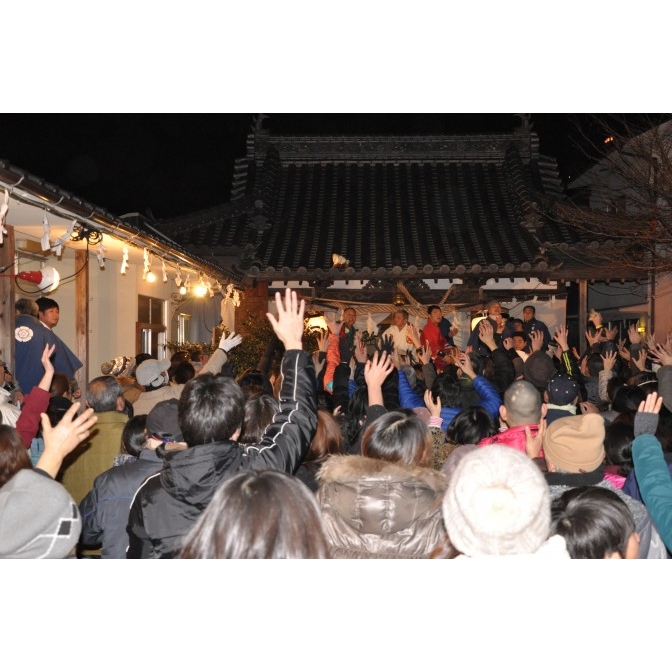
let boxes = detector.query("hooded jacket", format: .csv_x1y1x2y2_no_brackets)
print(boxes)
317,454,448,558
126,350,316,559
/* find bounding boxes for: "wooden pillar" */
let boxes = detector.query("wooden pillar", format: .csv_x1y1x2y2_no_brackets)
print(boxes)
579,279,588,354
236,280,269,335
0,226,15,370
75,249,88,392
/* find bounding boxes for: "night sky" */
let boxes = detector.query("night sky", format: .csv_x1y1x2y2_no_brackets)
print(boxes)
0,113,664,221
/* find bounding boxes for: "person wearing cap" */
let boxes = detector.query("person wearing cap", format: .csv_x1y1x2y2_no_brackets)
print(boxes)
544,373,580,424
535,412,667,559
441,444,570,558
79,399,184,559
0,386,98,559
132,331,242,416
127,289,317,559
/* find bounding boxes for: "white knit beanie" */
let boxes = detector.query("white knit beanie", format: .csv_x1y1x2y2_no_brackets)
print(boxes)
442,445,551,556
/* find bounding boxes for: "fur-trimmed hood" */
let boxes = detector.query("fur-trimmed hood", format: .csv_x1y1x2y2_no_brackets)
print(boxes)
316,455,448,558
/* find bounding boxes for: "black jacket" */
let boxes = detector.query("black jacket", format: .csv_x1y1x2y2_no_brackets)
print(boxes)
126,350,316,559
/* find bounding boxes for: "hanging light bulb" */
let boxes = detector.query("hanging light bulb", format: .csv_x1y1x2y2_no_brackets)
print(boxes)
179,285,187,295
194,274,207,297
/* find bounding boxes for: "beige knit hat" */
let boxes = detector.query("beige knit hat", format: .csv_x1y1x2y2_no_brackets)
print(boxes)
100,355,136,378
542,414,605,473
442,445,551,556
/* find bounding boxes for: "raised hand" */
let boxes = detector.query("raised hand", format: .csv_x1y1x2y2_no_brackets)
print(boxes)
219,331,243,352
638,391,664,415
529,330,545,353
266,288,305,350
478,319,497,350
628,324,641,345
424,388,441,418
632,348,648,372
36,403,98,478
649,340,672,367
457,352,476,379
554,324,569,352
601,349,618,372
525,419,545,459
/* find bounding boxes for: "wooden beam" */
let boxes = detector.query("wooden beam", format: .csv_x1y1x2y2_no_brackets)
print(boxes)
74,249,88,393
579,279,588,354
0,226,15,372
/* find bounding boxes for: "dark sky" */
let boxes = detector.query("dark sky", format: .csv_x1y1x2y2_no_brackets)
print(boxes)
0,113,664,221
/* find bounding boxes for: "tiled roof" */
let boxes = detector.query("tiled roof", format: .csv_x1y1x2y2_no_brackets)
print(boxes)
158,130,597,285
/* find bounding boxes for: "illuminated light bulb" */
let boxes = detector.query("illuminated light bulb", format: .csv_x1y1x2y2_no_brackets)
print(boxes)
179,285,187,295
194,282,207,297
147,271,156,283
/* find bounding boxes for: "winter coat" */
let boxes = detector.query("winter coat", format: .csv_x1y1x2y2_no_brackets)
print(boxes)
79,449,164,558
545,468,668,559
398,367,501,432
317,454,448,558
126,350,316,559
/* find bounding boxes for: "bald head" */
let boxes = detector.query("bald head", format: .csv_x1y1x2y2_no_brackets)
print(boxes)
502,380,543,426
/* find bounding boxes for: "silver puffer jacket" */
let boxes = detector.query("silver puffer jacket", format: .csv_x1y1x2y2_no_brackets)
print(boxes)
317,455,448,558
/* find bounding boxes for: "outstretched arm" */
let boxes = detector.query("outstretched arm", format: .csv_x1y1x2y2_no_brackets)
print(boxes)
243,289,316,473
36,403,98,478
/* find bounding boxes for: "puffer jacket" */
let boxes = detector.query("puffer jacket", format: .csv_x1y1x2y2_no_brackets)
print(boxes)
126,350,316,559
316,454,448,558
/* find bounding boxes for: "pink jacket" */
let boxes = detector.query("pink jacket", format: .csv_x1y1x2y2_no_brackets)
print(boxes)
479,424,543,457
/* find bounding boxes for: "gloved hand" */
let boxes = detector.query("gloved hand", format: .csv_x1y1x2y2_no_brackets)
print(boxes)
219,331,243,352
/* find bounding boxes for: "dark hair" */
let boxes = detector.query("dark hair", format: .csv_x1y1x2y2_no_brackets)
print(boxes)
0,426,32,487
607,376,627,403
171,361,196,385
121,414,148,458
180,470,331,559
85,376,122,412
431,373,462,408
361,410,431,467
550,486,636,559
611,385,646,415
446,407,498,445
427,304,441,315
523,305,536,314
178,373,245,446
237,369,274,397
604,422,634,476
49,372,71,398
36,297,59,312
239,394,279,445
587,352,605,377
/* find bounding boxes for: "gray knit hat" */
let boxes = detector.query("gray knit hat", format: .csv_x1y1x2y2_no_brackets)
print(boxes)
442,445,551,556
0,470,81,559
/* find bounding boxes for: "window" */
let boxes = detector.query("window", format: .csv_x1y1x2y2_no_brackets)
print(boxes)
136,295,167,358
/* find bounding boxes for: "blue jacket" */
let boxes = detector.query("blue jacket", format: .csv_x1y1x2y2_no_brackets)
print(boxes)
632,433,672,554
398,368,502,432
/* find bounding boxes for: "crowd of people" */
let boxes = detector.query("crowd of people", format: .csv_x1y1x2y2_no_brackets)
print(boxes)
2,291,672,560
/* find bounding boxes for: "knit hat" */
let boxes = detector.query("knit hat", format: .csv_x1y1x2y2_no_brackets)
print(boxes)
546,374,579,406
542,414,605,472
442,445,551,556
135,358,171,387
524,351,556,390
146,398,183,442
0,470,81,559
101,355,136,378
